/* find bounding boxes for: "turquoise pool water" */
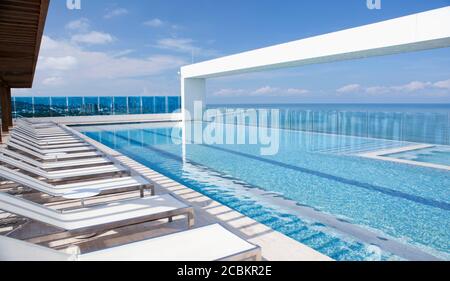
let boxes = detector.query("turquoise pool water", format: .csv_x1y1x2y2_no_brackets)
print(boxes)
386,146,450,167
78,121,450,261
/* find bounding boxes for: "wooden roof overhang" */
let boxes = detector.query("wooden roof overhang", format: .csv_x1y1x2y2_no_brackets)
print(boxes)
0,0,50,88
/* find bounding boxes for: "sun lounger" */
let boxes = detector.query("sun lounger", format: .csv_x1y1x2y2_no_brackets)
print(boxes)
8,138,96,154
14,125,73,138
0,224,261,261
11,135,90,149
17,119,61,128
11,127,77,140
12,130,80,144
16,123,69,133
11,131,84,145
14,126,74,138
0,191,194,239
0,149,111,169
11,133,89,149
0,155,126,181
17,119,55,127
13,127,78,140
7,142,102,161
15,123,62,132
0,165,154,197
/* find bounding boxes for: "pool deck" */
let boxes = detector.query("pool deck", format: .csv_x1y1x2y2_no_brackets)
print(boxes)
359,144,450,171
1,115,332,261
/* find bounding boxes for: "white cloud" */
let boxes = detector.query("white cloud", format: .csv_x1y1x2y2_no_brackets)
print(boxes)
143,18,182,30
111,49,135,58
213,86,310,98
71,31,115,45
337,84,361,94
286,88,310,95
41,35,60,50
31,36,188,96
42,76,64,86
155,38,218,57
38,56,78,71
144,18,164,27
65,18,90,32
104,8,129,19
365,86,390,95
66,18,115,46
252,86,310,97
156,38,197,53
38,35,186,79
392,81,431,92
337,79,450,97
213,88,246,97
433,79,450,90
252,86,279,95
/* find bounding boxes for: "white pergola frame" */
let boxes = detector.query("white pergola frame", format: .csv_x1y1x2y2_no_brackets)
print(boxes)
180,6,450,120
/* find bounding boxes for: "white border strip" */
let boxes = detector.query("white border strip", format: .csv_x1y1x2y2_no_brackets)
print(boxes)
359,144,450,171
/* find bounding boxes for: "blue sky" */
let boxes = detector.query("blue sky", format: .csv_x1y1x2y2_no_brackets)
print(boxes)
16,0,450,104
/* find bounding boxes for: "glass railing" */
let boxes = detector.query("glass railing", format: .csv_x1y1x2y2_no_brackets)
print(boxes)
11,96,181,118
211,107,450,145
8,99,450,145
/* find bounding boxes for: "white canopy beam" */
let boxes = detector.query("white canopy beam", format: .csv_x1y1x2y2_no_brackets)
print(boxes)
181,7,450,120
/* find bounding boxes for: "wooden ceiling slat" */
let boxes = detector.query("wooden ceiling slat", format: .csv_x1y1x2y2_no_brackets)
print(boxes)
0,44,37,51
0,35,38,42
0,11,39,17
0,1,41,12
0,41,37,47
0,21,39,29
0,10,40,18
0,18,39,26
0,27,38,33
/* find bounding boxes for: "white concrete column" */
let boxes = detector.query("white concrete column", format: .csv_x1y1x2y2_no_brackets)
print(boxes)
181,77,206,165
181,77,206,121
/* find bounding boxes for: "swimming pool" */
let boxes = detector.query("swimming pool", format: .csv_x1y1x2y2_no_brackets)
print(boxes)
77,122,450,261
385,146,450,167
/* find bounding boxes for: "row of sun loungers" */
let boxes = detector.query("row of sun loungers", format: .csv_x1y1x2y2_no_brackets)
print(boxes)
0,119,261,261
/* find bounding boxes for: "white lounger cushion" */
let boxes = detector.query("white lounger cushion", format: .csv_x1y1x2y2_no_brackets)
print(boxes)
0,235,76,261
17,123,65,131
17,119,56,127
11,132,84,146
0,166,148,197
13,127,77,138
16,121,65,130
15,126,70,136
14,129,74,139
8,141,101,160
14,128,76,140
0,155,124,180
57,176,149,191
11,135,89,149
0,149,111,169
41,157,112,169
80,224,258,261
0,224,258,261
18,119,54,126
9,137,94,152
0,192,188,231
9,139,94,154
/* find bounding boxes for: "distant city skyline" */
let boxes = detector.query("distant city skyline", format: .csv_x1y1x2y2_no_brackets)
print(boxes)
14,0,450,104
